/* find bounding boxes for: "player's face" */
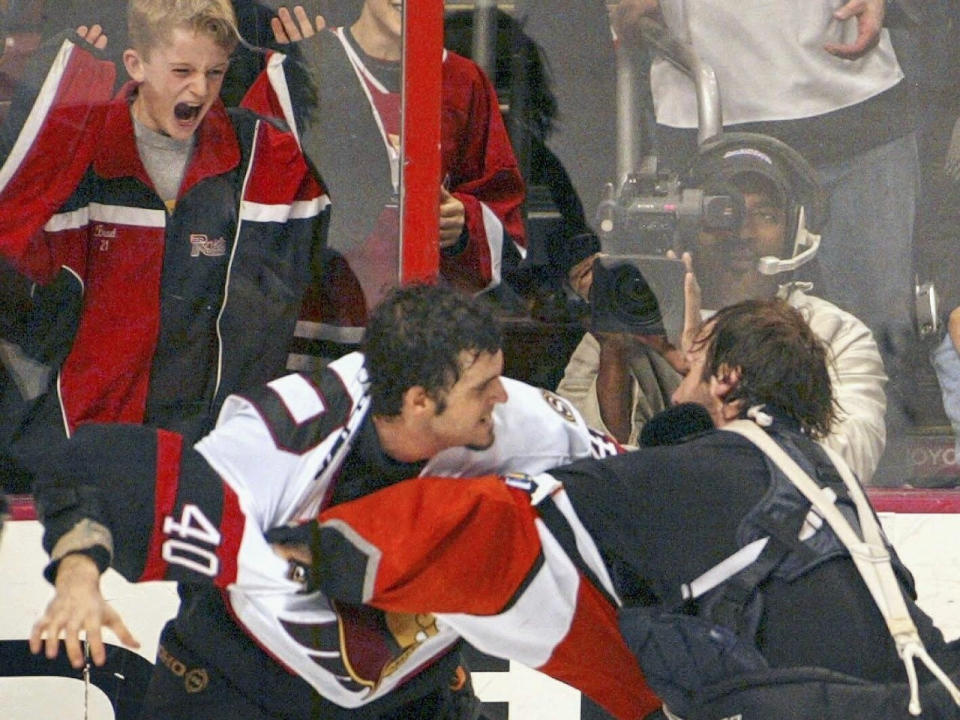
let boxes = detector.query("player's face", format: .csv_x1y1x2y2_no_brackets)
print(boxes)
694,190,787,308
426,349,508,451
362,0,403,42
124,27,230,141
671,324,724,426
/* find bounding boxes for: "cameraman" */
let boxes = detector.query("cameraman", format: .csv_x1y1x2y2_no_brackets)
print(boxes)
557,137,888,483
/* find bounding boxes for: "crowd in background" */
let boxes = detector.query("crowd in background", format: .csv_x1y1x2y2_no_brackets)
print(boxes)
0,0,959,491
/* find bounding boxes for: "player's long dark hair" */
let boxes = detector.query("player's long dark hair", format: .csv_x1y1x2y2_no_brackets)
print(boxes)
697,298,838,438
361,284,502,416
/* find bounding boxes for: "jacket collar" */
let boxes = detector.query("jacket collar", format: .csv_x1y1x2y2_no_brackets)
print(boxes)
94,81,241,197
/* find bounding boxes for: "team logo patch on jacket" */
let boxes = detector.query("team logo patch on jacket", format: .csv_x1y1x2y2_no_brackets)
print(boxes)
189,234,227,257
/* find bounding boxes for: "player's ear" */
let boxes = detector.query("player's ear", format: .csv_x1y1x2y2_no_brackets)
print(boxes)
123,48,146,83
710,364,743,421
401,386,435,418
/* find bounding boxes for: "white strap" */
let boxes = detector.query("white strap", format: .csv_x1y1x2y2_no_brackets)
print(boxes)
682,537,769,601
723,419,960,716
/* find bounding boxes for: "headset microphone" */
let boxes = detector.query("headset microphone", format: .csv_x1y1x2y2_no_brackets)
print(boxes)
756,206,821,276
757,231,820,275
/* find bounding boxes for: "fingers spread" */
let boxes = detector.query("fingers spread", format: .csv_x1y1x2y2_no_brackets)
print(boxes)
293,6,315,38
270,17,290,44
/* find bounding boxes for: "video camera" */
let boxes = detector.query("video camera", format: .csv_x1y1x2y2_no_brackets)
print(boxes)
589,162,744,342
596,167,744,257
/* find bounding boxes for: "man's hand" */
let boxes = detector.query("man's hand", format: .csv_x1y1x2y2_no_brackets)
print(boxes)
271,5,326,44
568,252,601,302
439,186,466,250
29,554,139,669
672,251,702,356
611,0,662,47
75,24,108,50
824,0,884,59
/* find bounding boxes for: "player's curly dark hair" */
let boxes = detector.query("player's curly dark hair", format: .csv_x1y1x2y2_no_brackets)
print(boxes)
696,297,837,438
361,284,502,416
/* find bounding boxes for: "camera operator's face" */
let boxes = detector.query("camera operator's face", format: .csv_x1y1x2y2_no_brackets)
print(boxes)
694,190,787,308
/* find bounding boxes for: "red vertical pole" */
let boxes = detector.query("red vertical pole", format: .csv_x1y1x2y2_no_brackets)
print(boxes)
399,0,443,284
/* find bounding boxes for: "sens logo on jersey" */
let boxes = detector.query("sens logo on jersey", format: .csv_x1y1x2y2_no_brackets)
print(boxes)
540,389,576,423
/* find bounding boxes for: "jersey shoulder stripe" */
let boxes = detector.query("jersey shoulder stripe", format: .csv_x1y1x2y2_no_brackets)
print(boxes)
236,370,356,455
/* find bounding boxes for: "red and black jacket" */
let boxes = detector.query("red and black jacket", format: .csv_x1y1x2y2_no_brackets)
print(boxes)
0,34,329,444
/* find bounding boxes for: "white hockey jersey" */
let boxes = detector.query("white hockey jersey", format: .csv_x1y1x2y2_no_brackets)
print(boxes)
165,352,621,709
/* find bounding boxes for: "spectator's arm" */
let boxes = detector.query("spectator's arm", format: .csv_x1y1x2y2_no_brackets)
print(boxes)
0,30,114,282
596,333,646,444
801,296,887,483
557,332,642,446
440,66,525,293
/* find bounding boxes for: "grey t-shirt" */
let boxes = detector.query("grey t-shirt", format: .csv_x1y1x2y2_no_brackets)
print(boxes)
132,114,194,209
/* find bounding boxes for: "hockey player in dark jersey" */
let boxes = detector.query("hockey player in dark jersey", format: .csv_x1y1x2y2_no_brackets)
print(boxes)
29,284,653,720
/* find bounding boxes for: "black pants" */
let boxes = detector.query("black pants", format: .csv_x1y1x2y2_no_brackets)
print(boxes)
138,621,482,720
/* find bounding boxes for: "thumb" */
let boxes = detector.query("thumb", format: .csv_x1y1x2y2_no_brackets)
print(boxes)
105,609,140,650
832,0,861,20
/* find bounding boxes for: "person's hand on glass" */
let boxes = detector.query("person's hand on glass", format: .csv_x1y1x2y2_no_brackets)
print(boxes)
75,24,108,50
567,252,601,302
666,250,703,358
271,5,326,44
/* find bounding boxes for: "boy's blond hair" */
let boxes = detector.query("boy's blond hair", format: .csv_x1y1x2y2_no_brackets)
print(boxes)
127,0,238,57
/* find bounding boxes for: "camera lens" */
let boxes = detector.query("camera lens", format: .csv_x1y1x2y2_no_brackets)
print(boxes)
612,265,662,327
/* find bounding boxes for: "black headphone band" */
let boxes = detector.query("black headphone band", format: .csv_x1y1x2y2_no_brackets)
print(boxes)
687,132,828,235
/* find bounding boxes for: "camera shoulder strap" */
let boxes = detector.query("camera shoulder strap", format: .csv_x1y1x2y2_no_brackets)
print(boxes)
723,419,960,717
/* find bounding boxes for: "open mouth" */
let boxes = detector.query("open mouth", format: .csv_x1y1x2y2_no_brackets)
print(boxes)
174,102,202,122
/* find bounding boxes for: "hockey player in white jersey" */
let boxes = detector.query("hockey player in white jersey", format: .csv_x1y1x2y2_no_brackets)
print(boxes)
29,284,647,720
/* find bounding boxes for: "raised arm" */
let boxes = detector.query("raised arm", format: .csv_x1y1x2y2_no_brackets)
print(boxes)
0,28,114,281
438,58,526,293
